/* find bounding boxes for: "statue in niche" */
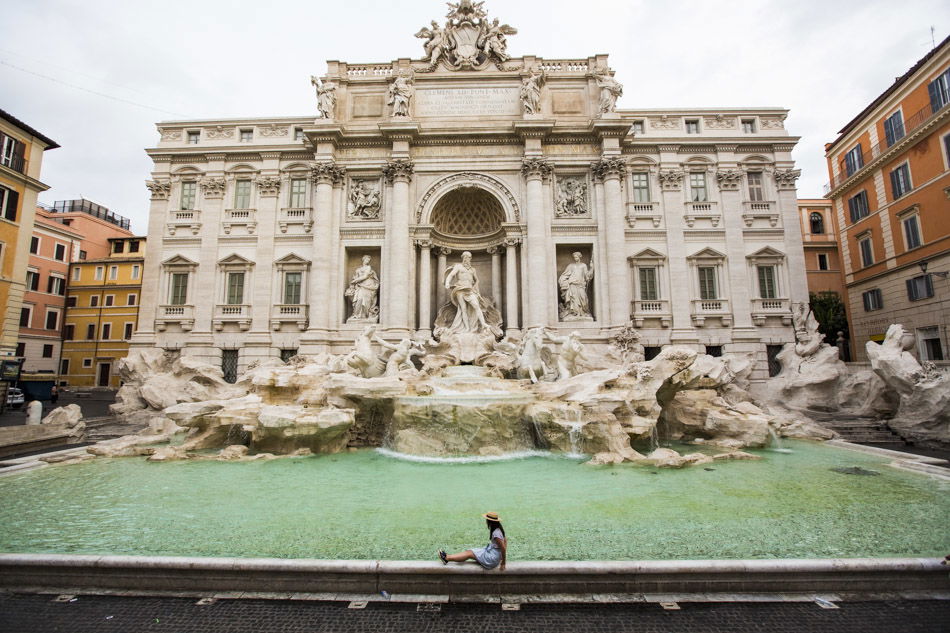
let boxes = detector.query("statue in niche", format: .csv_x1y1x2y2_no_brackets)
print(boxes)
594,70,623,114
558,252,594,321
311,76,337,119
555,178,588,216
444,251,493,335
520,67,543,114
373,335,424,377
348,181,381,219
387,74,413,118
415,21,448,66
546,330,587,380
345,255,380,323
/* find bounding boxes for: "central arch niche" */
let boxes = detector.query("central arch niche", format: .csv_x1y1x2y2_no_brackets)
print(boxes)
430,187,505,248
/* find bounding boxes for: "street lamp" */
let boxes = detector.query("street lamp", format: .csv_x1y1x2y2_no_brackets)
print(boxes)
919,261,950,279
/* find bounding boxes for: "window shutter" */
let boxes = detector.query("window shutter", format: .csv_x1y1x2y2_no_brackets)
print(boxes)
5,189,18,221
925,274,934,298
884,116,894,145
930,79,942,111
890,170,900,198
906,278,917,301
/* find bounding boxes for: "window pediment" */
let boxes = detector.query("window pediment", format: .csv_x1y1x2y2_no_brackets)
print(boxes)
687,247,726,261
629,247,666,262
217,253,255,270
162,254,198,269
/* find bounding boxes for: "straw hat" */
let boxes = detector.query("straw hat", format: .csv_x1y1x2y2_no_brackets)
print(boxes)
482,512,501,521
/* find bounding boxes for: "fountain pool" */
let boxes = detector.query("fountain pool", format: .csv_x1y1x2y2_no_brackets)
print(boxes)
0,441,946,561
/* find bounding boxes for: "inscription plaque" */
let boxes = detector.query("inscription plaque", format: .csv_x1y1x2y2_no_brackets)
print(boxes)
415,87,520,117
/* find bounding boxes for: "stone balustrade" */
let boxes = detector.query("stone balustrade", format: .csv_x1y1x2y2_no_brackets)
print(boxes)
278,207,313,233
270,304,309,331
155,304,195,332
690,298,732,327
166,209,201,236
213,304,252,331
222,209,257,234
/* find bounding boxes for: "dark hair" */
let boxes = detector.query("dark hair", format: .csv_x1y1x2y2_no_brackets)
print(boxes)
486,519,505,540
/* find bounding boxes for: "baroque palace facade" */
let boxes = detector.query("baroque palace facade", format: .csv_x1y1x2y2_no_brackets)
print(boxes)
134,1,806,381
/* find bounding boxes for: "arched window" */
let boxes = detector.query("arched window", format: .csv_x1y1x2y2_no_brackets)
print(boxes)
810,212,824,234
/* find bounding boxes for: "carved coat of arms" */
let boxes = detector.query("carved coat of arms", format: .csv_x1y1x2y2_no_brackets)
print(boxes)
415,1,517,70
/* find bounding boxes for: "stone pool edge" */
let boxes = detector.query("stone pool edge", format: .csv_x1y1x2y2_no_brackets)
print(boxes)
1,554,946,601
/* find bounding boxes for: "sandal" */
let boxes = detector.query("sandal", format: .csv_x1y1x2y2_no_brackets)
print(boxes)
438,549,447,564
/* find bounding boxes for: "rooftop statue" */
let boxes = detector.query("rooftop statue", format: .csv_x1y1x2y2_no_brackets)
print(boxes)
388,73,414,118
594,70,623,114
310,76,337,119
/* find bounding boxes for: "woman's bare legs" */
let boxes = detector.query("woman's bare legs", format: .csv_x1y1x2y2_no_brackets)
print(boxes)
444,549,476,562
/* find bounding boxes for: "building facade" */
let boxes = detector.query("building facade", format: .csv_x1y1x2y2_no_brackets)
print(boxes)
825,36,950,362
0,109,58,360
61,236,145,387
134,2,807,380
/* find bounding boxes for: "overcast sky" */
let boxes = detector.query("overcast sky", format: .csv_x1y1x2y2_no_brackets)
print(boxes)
3,0,947,233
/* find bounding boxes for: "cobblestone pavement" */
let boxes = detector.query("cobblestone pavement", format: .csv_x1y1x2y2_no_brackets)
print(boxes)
1,594,947,633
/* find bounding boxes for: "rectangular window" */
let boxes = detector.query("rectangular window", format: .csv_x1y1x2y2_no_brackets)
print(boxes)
859,236,874,267
72,267,80,281
187,131,200,144
124,323,134,340
741,119,756,133
844,144,864,176
95,266,103,280
78,250,86,260
757,265,777,299
284,272,302,304
918,326,944,361
883,111,905,147
113,241,124,254
19,307,30,327
945,133,950,168
240,129,253,142
928,68,950,112
689,173,708,202
685,119,700,134
86,323,96,339
128,240,140,253
631,120,645,134
907,275,934,301
45,310,58,330
631,172,650,202
698,266,717,300
82,358,92,368
226,272,245,305
221,349,239,384
54,243,66,261
15,342,24,357
0,186,19,221
280,348,298,362
1,135,24,171
47,276,65,295
294,128,304,141
890,163,912,199
170,273,188,305
109,265,118,280
234,180,252,209
64,324,74,340
66,296,77,307
26,270,38,291
862,288,883,311
30,236,38,254
638,267,658,301
131,265,140,279
817,253,829,270
101,323,111,340
903,214,922,250
180,181,197,211
289,178,307,207
127,293,137,306
42,344,53,358
705,345,723,357
105,295,114,307
90,295,99,307
747,172,764,201
847,190,870,222
60,358,69,375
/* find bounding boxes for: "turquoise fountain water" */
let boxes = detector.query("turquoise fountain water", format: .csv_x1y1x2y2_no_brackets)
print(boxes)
0,441,946,561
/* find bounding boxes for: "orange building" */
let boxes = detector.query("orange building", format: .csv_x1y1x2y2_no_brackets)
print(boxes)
798,199,846,297
824,36,950,362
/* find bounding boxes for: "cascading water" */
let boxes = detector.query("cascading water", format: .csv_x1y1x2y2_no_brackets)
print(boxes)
767,426,792,453
565,408,584,458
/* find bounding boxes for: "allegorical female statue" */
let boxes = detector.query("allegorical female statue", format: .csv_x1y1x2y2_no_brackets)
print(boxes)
345,255,380,322
558,252,594,320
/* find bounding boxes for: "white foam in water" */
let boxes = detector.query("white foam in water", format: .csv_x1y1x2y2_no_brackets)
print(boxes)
374,448,584,464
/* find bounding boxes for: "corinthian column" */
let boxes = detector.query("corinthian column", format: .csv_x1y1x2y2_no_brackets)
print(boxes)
309,161,345,337
382,159,414,334
416,239,432,334
436,247,450,310
504,237,521,333
521,157,552,327
593,157,629,327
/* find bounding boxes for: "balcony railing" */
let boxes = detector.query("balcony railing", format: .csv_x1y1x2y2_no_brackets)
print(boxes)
741,200,779,227
690,298,732,327
270,304,309,330
625,201,660,227
213,304,252,330
0,155,27,174
630,299,671,328
278,207,313,233
684,201,720,227
222,208,257,234
825,100,949,193
167,209,201,236
156,304,195,331
751,297,792,326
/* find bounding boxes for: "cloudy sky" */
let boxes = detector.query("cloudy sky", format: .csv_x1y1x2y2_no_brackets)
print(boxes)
3,0,947,233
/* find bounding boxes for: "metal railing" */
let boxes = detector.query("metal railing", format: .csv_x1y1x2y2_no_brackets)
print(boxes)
0,154,27,174
825,100,948,193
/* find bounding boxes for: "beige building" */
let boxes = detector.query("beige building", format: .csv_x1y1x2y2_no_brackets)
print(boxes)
134,1,807,381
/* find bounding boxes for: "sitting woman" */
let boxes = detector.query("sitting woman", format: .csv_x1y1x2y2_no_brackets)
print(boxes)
439,512,507,571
